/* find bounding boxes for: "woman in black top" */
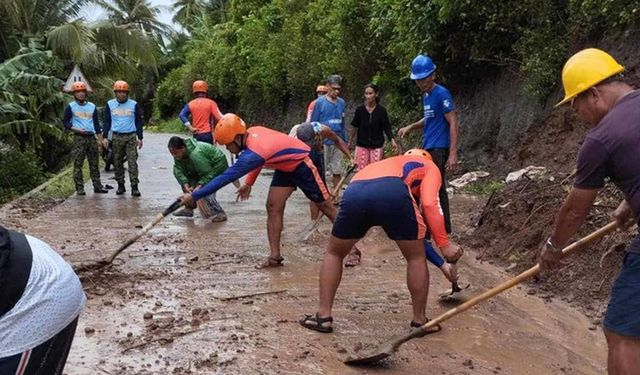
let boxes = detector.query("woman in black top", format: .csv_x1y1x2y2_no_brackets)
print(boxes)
348,84,398,170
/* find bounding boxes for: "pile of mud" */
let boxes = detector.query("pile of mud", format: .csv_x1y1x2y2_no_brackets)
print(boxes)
467,177,635,322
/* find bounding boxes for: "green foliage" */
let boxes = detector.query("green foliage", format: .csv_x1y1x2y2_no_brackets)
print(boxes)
463,179,506,196
0,144,45,204
155,0,639,123
147,118,188,134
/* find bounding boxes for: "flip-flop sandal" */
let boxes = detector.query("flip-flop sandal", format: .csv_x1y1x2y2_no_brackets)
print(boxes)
255,256,284,269
299,313,333,333
344,249,362,267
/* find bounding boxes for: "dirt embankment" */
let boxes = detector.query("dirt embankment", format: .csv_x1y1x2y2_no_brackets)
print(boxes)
462,42,640,322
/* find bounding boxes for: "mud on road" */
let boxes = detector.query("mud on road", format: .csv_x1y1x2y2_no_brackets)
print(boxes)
5,134,606,374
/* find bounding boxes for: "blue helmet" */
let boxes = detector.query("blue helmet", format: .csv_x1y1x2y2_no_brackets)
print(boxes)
410,54,436,80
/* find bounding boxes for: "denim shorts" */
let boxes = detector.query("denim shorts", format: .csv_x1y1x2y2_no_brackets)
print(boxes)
603,251,640,337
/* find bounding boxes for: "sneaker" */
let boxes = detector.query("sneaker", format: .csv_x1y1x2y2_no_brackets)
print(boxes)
211,213,228,222
173,208,194,217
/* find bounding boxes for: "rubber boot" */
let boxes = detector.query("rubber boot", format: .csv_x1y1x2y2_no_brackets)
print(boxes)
131,184,141,197
116,183,126,195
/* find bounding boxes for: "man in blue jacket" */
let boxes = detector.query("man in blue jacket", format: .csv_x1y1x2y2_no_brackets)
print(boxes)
63,81,109,195
102,80,144,197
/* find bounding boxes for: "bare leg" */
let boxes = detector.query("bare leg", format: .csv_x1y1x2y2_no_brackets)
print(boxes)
395,240,429,323
332,174,341,193
310,201,320,221
605,328,640,375
317,199,361,266
265,186,295,259
317,235,360,319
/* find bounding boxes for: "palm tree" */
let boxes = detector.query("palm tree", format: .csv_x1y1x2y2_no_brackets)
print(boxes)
173,0,205,31
96,0,169,39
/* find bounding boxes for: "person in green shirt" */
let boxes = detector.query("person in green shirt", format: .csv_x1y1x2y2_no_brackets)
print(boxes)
168,136,239,222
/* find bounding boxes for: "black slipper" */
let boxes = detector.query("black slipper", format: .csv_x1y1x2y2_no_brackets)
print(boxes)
300,313,333,333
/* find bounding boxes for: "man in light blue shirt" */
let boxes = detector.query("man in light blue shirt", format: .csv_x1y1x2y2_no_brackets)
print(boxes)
62,81,109,195
310,74,348,192
102,80,144,197
398,54,460,234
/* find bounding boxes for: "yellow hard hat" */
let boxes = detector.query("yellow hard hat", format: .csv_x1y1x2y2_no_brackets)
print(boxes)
556,48,624,107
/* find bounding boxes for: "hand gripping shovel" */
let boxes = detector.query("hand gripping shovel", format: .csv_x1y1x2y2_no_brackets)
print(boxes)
344,221,618,365
74,200,183,272
301,164,358,241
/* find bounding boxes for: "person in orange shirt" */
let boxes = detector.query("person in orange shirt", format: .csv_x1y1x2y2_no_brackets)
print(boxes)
179,80,223,144
300,149,461,333
305,85,328,122
179,114,360,268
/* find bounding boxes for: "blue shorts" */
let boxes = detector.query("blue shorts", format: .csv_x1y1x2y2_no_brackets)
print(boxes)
270,158,330,203
331,177,426,241
603,250,640,337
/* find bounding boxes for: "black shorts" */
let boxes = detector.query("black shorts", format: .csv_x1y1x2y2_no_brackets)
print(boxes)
270,158,330,203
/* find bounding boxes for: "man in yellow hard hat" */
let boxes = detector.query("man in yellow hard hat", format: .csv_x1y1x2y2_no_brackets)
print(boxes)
540,48,640,374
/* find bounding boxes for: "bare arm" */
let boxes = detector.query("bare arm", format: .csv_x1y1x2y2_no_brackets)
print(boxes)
398,117,425,137
539,187,598,270
444,111,459,172
321,125,353,162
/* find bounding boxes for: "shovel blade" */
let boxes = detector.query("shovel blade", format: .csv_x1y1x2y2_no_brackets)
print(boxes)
344,343,394,366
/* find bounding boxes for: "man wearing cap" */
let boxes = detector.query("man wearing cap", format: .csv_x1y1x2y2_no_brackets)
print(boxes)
398,54,459,234
63,82,109,195
102,80,144,197
179,80,224,144
289,122,353,221
540,48,640,374
310,75,348,193
305,85,328,122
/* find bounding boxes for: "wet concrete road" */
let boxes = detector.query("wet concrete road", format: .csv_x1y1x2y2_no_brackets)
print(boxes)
13,133,606,374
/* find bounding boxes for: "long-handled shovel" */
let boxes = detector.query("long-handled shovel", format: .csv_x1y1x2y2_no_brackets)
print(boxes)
344,221,618,365
74,199,183,272
301,164,358,241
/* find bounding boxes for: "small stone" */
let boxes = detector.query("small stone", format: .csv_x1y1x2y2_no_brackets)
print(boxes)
527,289,537,295
189,256,199,262
84,327,95,334
144,312,153,320
103,300,113,306
155,301,163,307
127,332,133,337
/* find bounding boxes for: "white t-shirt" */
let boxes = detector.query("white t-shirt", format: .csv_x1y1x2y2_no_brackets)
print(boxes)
0,235,86,358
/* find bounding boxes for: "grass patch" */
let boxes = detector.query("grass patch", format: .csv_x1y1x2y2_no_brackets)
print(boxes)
463,179,506,196
147,119,189,134
32,159,104,200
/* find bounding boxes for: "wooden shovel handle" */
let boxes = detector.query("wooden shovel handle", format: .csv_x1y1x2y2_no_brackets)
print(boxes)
419,221,618,331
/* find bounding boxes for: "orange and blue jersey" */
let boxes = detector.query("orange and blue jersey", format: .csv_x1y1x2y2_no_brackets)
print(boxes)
179,98,223,135
192,126,314,201
341,155,448,248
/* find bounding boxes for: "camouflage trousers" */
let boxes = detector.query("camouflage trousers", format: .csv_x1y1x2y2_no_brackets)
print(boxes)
112,132,139,185
72,134,102,191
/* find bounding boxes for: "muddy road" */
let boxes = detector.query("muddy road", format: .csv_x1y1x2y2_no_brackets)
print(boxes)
7,134,606,374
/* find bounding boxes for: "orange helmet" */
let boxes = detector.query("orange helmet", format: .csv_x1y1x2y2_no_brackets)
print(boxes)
112,80,129,92
214,113,247,145
404,148,432,161
71,82,87,92
316,85,328,94
193,80,208,94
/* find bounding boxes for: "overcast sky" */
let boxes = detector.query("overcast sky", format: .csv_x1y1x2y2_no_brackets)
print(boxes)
79,0,179,30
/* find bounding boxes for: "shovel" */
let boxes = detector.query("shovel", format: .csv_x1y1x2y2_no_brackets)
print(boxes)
74,199,183,272
344,221,618,365
301,164,358,241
